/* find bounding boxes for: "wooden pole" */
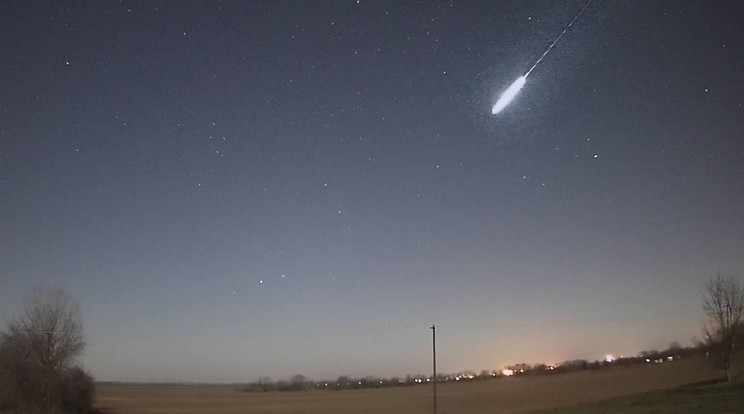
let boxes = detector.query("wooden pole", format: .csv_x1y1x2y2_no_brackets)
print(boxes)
431,325,437,414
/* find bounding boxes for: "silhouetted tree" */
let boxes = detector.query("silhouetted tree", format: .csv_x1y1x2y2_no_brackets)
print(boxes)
257,377,273,392
336,375,352,389
532,363,547,374
60,367,95,413
702,274,744,382
290,374,307,391
0,288,92,412
638,349,659,358
0,342,17,409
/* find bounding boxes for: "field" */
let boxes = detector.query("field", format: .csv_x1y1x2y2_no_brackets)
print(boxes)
95,359,725,414
534,380,744,414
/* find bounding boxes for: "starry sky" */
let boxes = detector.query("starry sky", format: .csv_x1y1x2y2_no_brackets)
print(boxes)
2,0,743,383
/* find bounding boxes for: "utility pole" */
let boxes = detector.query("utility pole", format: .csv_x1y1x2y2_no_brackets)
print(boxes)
431,324,437,414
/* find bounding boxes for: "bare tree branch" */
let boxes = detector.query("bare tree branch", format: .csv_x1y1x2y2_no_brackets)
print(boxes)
702,274,744,382
1,288,87,410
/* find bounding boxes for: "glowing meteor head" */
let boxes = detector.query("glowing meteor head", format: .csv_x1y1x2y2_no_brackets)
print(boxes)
492,76,526,114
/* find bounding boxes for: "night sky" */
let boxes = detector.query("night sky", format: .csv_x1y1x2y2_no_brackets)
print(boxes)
2,0,743,383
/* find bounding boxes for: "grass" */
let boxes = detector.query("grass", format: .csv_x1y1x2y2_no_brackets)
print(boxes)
531,379,744,414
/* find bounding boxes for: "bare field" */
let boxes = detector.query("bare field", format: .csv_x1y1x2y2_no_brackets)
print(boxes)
96,358,720,414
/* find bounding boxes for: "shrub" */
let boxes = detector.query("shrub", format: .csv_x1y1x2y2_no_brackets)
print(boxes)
60,367,96,413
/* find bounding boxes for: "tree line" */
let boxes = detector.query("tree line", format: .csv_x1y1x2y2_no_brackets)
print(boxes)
233,342,706,393
237,274,744,393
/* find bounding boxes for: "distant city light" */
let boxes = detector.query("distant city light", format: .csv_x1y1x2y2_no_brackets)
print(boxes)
605,354,615,363
501,369,514,377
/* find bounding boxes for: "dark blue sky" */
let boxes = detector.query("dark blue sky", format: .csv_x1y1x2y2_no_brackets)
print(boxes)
2,0,743,382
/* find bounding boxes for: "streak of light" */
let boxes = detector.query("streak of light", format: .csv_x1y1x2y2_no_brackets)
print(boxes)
491,76,526,114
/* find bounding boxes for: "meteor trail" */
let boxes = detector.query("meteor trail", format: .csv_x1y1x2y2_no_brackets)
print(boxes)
525,0,596,78
491,76,526,115
491,0,596,115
